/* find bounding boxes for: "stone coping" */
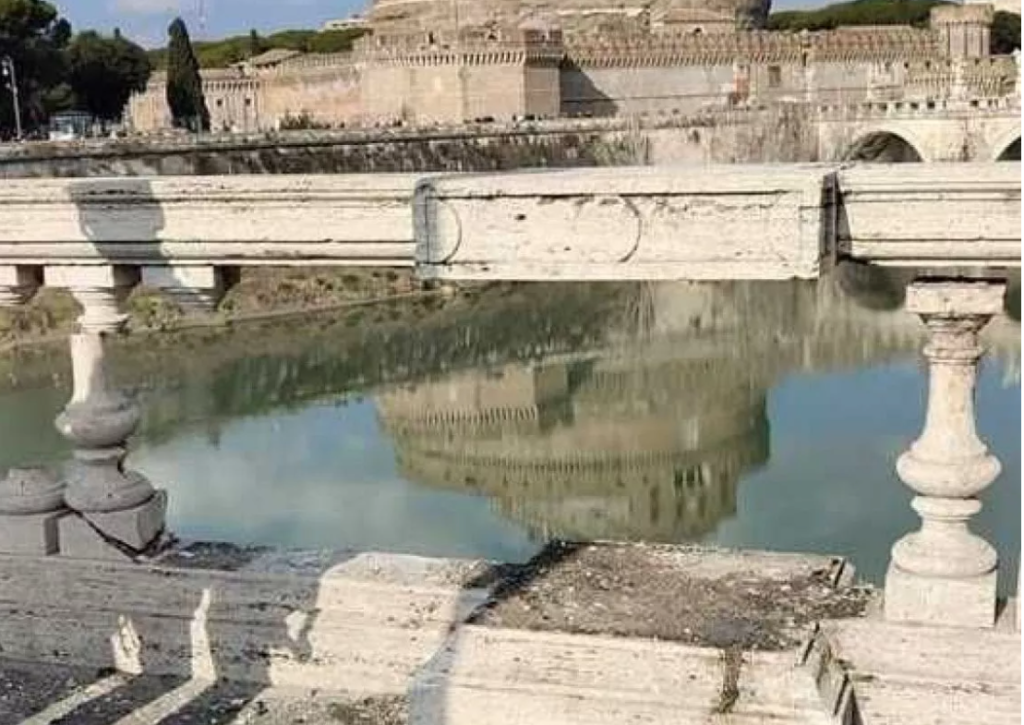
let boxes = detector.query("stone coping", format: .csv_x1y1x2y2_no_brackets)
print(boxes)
0,163,1016,278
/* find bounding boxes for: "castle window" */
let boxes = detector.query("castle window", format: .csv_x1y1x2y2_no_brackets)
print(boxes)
215,98,223,108
692,27,703,35
245,98,252,107
768,65,782,88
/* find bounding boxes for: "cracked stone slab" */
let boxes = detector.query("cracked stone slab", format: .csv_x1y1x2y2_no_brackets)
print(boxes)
58,491,167,560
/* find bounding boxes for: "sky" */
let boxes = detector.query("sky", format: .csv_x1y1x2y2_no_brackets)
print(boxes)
53,0,821,49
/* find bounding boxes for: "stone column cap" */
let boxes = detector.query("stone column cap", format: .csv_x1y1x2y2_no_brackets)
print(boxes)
905,280,1006,316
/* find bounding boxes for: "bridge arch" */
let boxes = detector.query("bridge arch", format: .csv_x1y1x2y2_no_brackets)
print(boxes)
843,128,926,162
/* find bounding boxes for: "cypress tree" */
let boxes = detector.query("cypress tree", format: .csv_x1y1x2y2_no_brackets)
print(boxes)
165,17,209,132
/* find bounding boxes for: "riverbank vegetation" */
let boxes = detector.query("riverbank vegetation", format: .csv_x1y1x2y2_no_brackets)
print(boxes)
0,268,418,348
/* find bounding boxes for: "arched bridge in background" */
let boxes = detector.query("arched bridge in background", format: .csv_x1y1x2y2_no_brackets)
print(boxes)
816,98,1021,162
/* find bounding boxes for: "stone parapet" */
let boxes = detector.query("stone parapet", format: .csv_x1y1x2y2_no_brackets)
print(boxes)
356,30,565,66
564,26,939,67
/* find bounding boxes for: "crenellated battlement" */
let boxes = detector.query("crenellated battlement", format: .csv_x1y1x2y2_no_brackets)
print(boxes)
564,26,940,67
355,28,565,66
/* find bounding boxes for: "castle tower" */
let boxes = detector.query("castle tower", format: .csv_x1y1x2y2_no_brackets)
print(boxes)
931,3,994,59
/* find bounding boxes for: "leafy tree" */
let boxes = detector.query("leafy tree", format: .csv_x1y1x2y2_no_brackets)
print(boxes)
306,28,367,54
165,17,209,132
768,0,950,31
66,30,151,122
147,26,368,69
0,0,71,135
991,11,1021,55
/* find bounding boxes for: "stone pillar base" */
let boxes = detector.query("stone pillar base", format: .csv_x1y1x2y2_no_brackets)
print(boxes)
885,563,997,628
58,490,167,561
0,510,70,555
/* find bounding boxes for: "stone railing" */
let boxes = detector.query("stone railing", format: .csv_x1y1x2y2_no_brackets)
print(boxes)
815,94,1021,119
414,163,1020,280
0,164,1017,307
0,163,1019,630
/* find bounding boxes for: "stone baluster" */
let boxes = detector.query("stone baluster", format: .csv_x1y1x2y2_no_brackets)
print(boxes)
46,265,167,560
885,280,1005,628
0,468,68,555
141,265,232,314
0,265,42,307
44,265,139,334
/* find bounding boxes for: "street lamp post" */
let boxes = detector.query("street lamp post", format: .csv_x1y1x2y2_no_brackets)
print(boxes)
1,55,23,142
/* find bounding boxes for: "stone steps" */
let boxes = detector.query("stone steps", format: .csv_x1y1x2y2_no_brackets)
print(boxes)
814,619,1022,725
409,626,834,725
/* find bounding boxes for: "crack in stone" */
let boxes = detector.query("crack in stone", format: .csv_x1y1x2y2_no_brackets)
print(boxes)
714,645,744,715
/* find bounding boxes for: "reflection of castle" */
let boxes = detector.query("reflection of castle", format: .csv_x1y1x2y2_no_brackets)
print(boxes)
127,0,1018,131
375,276,1021,543
379,354,770,541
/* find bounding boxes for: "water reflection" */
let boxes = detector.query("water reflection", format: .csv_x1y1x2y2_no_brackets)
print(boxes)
0,275,1019,582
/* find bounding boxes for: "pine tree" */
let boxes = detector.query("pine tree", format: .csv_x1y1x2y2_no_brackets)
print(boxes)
249,29,263,58
165,17,209,132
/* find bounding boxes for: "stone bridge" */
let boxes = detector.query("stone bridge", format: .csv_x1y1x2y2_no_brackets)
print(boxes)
0,93,1020,178
0,163,1019,634
814,96,1022,162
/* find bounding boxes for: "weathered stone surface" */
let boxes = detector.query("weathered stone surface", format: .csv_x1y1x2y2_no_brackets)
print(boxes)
812,618,1021,725
0,467,65,515
0,175,420,267
884,565,998,629
0,511,69,556
57,491,166,560
0,264,41,306
885,280,1005,629
415,165,835,281
0,165,1018,282
409,626,833,725
836,163,1022,267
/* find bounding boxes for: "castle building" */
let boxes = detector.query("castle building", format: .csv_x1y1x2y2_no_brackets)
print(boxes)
126,0,1019,133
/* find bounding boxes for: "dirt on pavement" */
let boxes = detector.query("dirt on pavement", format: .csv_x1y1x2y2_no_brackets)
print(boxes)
471,540,875,651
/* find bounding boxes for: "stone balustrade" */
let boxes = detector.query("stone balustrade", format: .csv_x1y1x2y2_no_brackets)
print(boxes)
0,164,1014,307
0,163,1019,628
815,95,1020,119
414,162,1020,280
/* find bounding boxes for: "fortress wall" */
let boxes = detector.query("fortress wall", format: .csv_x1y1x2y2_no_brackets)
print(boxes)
808,62,875,103
524,65,561,117
361,65,412,120
127,85,172,133
206,81,262,133
560,64,735,116
744,62,808,103
261,65,364,127
0,115,821,178
362,64,468,123
413,65,467,122
464,63,531,120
